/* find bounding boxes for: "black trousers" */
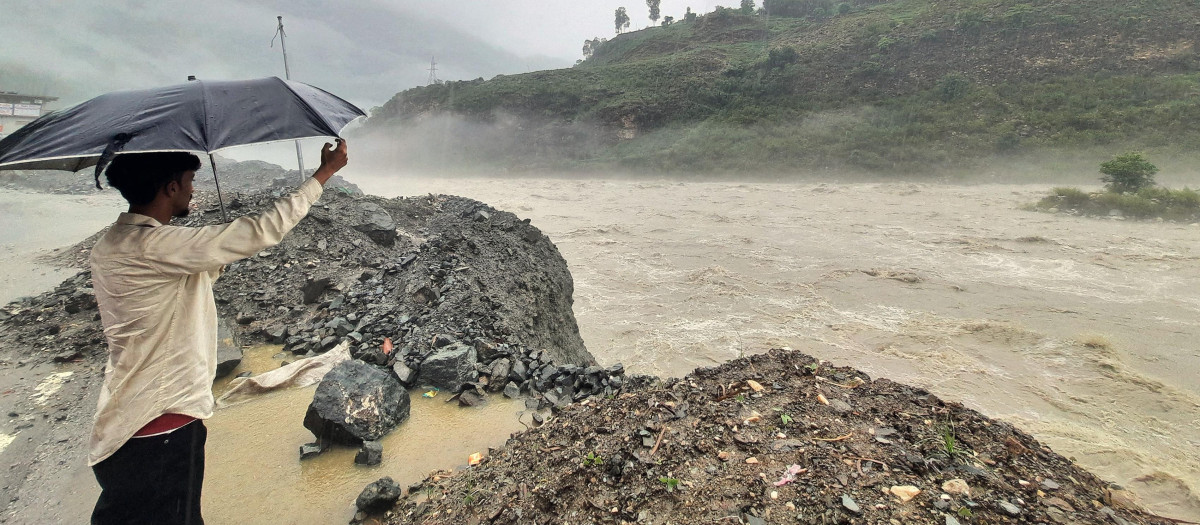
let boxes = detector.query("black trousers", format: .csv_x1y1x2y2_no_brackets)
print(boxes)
92,420,206,525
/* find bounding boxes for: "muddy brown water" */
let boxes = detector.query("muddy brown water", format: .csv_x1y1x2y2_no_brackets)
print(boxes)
3,177,1199,522
206,346,527,525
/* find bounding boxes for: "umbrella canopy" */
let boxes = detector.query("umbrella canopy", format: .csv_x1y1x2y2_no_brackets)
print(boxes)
0,76,365,173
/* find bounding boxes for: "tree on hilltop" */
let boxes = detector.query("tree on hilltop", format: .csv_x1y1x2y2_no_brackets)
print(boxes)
615,7,631,34
740,0,756,14
647,0,662,25
684,6,698,22
582,37,607,60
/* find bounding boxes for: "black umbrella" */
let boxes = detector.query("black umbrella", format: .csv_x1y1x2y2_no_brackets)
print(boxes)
0,77,365,220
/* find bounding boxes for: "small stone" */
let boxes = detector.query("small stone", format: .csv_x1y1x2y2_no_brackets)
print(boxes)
890,485,921,502
942,478,970,496
828,399,852,413
1041,479,1061,491
841,494,861,514
355,441,383,466
998,500,1021,516
356,477,402,512
769,491,778,500
503,381,521,399
459,390,485,407
718,451,730,461
745,457,759,464
945,516,962,525
300,442,324,459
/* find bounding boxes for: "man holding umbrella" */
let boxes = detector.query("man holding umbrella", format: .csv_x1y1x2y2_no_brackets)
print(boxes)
86,139,347,524
0,76,365,524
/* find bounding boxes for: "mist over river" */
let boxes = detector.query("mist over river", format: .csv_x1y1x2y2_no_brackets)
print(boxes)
355,175,1200,521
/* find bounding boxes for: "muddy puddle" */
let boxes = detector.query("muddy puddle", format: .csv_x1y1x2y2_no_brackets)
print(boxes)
205,346,527,524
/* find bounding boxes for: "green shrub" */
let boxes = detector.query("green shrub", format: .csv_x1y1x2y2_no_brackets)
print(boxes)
936,73,970,102
1049,187,1091,209
1100,152,1158,193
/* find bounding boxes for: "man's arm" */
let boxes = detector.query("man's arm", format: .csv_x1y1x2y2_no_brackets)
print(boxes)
142,139,350,275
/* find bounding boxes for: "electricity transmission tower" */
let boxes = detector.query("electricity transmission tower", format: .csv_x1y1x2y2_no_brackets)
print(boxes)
427,57,440,85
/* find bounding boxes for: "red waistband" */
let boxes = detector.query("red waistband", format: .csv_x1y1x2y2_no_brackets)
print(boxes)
133,413,197,437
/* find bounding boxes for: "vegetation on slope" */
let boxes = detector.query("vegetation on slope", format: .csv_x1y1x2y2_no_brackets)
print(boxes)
359,0,1200,174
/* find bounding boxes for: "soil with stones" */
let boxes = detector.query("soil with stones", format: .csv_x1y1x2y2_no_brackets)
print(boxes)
369,349,1179,525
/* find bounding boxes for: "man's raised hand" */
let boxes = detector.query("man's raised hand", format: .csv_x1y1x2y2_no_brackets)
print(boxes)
314,139,349,184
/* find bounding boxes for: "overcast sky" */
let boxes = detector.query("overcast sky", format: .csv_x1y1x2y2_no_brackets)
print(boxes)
1,0,725,110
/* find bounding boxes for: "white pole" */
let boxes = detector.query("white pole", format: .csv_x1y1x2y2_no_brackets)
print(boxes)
276,16,307,184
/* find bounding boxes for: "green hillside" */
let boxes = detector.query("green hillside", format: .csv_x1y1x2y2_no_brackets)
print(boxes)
359,0,1200,175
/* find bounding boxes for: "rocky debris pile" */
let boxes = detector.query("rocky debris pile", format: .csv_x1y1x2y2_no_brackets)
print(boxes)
181,186,609,406
0,273,105,366
4,180,630,461
0,156,361,195
370,349,1176,525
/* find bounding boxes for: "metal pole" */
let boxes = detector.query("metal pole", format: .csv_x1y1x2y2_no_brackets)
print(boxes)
276,16,307,184
209,154,229,223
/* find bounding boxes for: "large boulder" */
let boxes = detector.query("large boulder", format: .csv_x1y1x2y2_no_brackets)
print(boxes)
215,315,242,378
303,360,410,445
351,201,397,246
418,343,478,392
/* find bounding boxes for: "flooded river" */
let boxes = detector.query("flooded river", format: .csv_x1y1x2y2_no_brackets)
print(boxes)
2,177,1198,522
355,175,1200,521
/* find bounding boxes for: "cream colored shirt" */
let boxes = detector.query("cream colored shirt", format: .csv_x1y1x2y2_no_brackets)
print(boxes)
88,178,324,466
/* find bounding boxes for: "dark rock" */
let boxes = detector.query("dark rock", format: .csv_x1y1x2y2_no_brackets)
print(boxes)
265,325,289,343
300,442,325,460
474,338,504,362
486,358,511,392
236,312,256,325
509,359,528,382
458,389,485,407
355,441,383,466
304,360,411,445
356,476,402,513
432,334,456,348
418,343,477,392
215,316,243,379
392,361,416,387
503,381,521,399
412,285,439,304
302,277,333,304
351,202,397,246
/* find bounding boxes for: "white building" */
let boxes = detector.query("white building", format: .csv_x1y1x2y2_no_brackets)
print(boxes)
0,92,57,139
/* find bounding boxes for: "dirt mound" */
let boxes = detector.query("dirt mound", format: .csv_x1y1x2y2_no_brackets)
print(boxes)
374,349,1175,525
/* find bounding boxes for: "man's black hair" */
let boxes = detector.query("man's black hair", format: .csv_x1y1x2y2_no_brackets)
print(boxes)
104,152,202,206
